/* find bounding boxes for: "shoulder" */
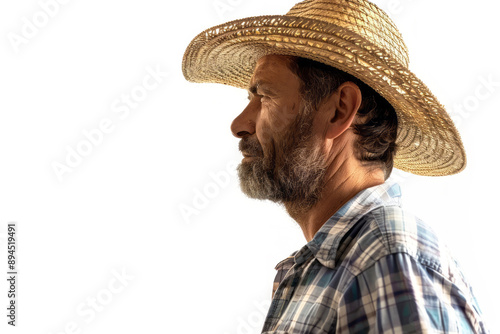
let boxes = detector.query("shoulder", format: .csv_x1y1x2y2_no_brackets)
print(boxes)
335,206,487,333
370,205,440,263
346,205,455,279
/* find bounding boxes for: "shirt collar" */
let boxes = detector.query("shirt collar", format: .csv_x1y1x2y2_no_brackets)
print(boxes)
301,181,402,269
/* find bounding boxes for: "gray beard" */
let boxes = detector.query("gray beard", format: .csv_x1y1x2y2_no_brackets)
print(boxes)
236,108,327,214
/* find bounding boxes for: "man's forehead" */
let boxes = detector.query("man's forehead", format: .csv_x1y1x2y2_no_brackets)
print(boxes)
253,55,290,74
249,54,297,88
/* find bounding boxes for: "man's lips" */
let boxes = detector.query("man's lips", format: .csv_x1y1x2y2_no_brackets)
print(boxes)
239,138,264,159
242,152,261,159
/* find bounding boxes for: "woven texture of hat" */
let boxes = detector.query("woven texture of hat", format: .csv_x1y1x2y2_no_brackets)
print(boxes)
182,0,466,176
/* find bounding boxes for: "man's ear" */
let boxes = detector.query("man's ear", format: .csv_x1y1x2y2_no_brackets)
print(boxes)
322,82,362,139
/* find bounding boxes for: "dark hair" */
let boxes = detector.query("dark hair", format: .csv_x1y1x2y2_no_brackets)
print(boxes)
286,57,398,179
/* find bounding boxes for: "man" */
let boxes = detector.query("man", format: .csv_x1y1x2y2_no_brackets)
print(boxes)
183,0,487,332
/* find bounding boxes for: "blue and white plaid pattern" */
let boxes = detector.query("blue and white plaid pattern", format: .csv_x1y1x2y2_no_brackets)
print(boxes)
263,182,487,333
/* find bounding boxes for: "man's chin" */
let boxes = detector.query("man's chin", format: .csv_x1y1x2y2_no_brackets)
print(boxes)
237,161,279,201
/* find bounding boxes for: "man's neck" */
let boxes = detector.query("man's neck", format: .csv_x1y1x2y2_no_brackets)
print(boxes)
284,140,385,242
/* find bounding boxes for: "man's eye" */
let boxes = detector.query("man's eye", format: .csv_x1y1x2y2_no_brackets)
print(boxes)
248,94,262,101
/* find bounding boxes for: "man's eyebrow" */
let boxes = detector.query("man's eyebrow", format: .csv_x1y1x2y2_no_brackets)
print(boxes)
248,84,258,95
247,81,276,96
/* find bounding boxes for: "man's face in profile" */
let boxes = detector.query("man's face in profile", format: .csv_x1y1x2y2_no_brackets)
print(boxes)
231,55,328,210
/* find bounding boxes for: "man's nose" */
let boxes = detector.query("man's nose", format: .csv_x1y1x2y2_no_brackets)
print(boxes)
230,100,258,138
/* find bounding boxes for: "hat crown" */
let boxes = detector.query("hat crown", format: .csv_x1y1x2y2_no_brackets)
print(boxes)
287,0,409,67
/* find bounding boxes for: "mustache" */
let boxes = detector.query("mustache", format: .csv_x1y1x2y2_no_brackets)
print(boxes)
239,137,264,157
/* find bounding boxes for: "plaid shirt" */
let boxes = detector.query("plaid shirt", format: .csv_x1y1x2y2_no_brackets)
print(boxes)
263,182,486,333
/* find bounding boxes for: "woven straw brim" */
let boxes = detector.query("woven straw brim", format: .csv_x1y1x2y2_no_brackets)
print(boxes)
182,15,466,176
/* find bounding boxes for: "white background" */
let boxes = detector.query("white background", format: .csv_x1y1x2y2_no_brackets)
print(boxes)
0,0,499,333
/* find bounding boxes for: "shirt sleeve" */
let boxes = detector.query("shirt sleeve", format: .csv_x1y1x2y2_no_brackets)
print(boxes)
335,252,486,333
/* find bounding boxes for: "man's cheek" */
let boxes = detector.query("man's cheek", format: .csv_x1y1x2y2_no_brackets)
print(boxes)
271,102,298,133
270,116,288,136
258,122,274,148
257,124,276,163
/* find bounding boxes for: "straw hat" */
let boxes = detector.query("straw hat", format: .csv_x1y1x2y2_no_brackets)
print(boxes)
182,0,466,176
